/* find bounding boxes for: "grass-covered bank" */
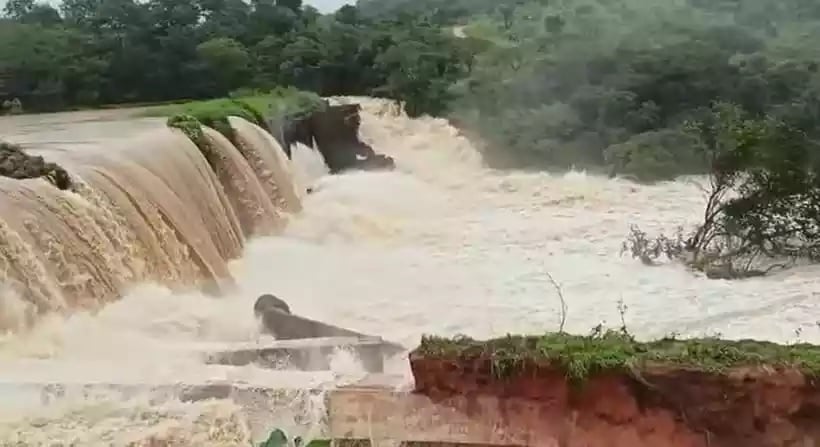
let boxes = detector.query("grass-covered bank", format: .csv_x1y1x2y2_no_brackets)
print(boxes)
142,88,324,131
416,331,820,383
146,88,324,150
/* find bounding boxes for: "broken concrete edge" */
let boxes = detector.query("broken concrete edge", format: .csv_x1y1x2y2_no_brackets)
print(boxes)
202,336,408,373
255,306,406,352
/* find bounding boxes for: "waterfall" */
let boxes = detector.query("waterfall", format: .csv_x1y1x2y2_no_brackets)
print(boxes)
0,117,306,331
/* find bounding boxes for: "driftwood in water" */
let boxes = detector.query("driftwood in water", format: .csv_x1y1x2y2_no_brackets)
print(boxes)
273,102,395,174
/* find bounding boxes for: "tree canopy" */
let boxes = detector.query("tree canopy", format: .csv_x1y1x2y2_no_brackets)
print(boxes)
0,0,470,115
400,0,820,180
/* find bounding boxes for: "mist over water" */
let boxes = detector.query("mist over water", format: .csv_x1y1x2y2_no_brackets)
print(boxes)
1,97,820,444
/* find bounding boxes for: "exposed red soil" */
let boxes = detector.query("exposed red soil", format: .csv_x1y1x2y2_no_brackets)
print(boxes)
409,353,820,447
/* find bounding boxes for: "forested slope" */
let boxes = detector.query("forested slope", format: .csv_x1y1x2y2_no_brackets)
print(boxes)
0,0,468,116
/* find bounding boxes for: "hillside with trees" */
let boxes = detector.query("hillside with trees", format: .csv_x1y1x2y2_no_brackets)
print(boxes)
355,0,820,278
0,0,471,116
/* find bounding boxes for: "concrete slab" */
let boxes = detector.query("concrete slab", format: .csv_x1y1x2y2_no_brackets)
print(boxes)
199,337,408,373
328,378,534,446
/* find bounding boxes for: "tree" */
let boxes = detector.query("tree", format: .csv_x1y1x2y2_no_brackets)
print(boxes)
248,0,299,41
498,4,515,30
198,0,251,42
197,37,251,94
252,34,287,88
60,0,103,28
335,5,359,25
3,0,61,26
624,102,820,278
374,36,462,116
0,0,477,114
543,14,564,34
274,0,301,13
3,0,35,19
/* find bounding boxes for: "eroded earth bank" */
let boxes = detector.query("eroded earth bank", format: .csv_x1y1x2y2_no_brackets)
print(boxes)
406,334,820,447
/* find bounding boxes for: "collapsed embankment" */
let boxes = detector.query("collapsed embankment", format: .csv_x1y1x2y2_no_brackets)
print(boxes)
409,333,820,447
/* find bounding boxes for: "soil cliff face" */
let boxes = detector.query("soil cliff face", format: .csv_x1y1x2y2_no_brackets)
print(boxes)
409,335,820,447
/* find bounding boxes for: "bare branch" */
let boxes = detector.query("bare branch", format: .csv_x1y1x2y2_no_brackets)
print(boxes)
545,270,567,333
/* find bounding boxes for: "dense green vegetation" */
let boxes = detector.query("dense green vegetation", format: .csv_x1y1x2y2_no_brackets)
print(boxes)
8,0,820,180
0,0,469,116
358,0,820,277
418,330,820,382
622,102,820,278
378,0,820,179
143,88,323,121
5,0,820,178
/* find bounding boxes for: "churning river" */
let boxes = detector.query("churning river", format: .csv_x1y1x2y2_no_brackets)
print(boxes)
0,97,818,445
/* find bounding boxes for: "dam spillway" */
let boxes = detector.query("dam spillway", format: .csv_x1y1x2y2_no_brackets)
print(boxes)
0,113,297,328
1,98,820,445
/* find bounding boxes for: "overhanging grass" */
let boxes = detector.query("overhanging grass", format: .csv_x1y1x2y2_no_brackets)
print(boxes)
417,331,820,382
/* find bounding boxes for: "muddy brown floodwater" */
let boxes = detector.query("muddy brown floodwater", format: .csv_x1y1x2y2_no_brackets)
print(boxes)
0,97,819,445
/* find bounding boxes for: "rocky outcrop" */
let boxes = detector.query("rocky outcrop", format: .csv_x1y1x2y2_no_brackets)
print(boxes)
409,335,820,447
275,102,395,173
0,142,71,189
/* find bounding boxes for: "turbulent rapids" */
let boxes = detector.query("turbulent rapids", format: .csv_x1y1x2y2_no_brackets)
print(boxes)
2,97,820,445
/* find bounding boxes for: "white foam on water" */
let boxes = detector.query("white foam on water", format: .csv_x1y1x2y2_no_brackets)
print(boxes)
1,97,820,445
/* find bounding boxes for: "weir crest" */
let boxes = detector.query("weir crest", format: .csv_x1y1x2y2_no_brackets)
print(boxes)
0,116,306,332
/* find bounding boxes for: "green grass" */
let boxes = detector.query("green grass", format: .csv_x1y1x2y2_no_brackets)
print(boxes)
142,87,323,119
417,330,820,382
256,427,331,447
143,87,324,142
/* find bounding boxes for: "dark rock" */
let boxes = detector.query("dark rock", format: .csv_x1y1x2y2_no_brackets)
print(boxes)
0,142,71,190
278,116,314,157
254,293,292,317
273,102,395,174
